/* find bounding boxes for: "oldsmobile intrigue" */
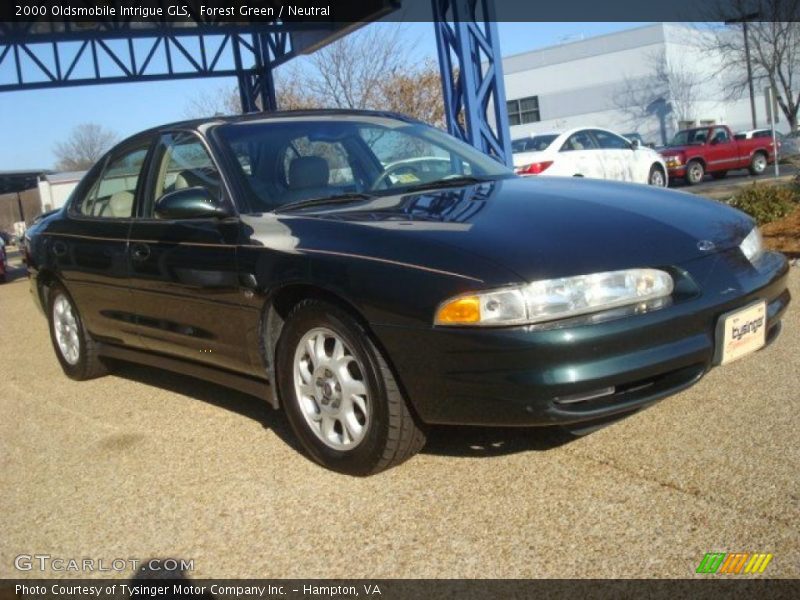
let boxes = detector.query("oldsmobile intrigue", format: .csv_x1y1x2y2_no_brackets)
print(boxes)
24,111,790,475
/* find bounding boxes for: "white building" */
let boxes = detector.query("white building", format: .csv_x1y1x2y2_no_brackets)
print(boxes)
502,23,776,146
37,171,85,211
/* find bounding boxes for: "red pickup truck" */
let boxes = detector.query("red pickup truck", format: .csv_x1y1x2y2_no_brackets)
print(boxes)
659,125,776,185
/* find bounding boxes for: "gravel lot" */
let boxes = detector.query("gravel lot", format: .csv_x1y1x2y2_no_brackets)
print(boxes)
1,251,798,579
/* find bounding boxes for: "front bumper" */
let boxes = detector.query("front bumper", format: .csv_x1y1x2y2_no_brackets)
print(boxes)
666,165,687,177
373,250,790,427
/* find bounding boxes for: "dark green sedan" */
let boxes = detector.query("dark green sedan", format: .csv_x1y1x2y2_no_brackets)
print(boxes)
24,110,791,475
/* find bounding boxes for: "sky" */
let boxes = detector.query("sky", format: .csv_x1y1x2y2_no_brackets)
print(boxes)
0,22,647,171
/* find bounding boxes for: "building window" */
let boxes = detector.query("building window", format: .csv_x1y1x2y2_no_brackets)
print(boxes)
507,96,540,126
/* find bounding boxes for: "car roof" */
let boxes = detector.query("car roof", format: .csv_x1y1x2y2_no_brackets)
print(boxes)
512,132,560,141
126,109,424,140
513,126,622,141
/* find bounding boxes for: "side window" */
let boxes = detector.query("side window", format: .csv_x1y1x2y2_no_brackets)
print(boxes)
592,130,631,150
561,131,598,152
711,127,730,144
74,145,148,218
148,133,221,216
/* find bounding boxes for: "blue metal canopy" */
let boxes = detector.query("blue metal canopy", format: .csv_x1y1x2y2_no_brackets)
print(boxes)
0,1,511,165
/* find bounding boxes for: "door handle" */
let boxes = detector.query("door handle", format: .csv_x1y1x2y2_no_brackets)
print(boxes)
130,243,151,262
52,241,67,257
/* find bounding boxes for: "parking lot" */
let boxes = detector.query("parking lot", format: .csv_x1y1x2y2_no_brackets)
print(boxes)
1,249,798,579
671,163,799,195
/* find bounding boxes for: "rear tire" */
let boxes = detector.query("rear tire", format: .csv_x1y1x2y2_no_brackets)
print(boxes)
749,151,768,176
47,283,108,380
277,299,426,475
685,160,705,185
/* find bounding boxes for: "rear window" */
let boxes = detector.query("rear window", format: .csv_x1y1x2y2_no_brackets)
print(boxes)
511,135,558,153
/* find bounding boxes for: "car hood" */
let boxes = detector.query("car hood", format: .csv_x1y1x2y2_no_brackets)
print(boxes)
660,145,696,156
252,177,754,285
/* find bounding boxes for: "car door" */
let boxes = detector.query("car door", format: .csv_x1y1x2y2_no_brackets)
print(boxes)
558,130,603,179
705,126,737,170
591,129,635,182
50,140,152,347
126,131,249,372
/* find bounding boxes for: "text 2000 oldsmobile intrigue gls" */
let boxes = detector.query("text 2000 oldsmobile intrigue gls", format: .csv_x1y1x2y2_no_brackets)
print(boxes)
23,110,790,475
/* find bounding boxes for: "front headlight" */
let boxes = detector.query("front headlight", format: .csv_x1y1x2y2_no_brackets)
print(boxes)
739,227,764,263
435,268,674,327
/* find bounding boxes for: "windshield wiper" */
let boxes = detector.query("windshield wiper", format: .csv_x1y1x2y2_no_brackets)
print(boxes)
397,175,492,193
273,192,374,214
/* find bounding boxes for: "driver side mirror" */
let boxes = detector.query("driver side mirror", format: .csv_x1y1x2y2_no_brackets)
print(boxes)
154,187,230,220
630,139,640,150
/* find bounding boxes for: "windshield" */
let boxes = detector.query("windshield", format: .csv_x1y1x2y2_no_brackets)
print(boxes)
214,117,512,213
669,128,709,146
511,135,558,153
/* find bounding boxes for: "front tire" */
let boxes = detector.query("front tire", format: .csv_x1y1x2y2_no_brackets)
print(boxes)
685,160,705,185
647,164,666,186
277,299,426,475
47,283,108,380
749,151,768,175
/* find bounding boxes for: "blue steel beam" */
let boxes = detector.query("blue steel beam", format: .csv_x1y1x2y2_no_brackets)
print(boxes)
236,31,279,112
432,0,512,166
0,27,294,94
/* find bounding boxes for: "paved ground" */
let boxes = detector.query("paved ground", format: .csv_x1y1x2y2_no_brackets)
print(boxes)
1,251,798,579
670,163,797,197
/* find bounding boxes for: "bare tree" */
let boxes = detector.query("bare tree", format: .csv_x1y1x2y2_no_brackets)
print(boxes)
185,24,445,127
53,123,119,171
613,50,704,144
301,25,407,110
184,84,242,117
378,59,446,129
182,73,318,118
700,0,800,130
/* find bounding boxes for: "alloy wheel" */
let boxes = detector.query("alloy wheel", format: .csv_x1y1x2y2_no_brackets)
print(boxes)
649,168,665,187
293,327,370,450
688,163,704,184
53,294,80,365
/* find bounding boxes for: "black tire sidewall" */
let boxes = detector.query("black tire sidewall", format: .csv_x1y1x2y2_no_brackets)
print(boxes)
47,284,91,379
277,302,391,475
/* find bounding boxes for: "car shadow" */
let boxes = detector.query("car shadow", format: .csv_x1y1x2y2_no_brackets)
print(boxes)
109,360,587,460
130,558,213,596
422,423,578,457
2,264,29,283
2,247,29,283
106,360,302,453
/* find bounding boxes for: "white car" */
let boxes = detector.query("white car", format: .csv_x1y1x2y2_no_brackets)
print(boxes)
511,127,668,186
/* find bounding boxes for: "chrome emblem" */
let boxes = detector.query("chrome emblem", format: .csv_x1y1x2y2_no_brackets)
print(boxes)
697,240,716,252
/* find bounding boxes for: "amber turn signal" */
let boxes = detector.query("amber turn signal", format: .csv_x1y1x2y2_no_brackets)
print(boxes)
435,295,481,324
